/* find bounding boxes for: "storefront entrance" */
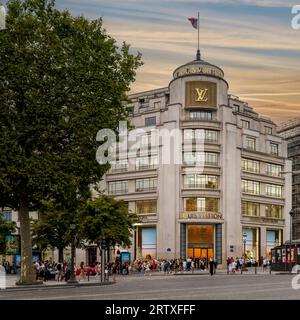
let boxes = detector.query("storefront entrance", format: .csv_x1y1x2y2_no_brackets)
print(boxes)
187,224,215,263
187,248,214,260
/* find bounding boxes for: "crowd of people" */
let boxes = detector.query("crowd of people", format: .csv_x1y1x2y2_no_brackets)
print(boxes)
122,257,218,275
226,256,271,273
1,260,19,274
1,254,272,281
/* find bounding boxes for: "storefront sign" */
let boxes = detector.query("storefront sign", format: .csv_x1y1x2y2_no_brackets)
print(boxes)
176,65,224,79
180,212,223,220
185,81,217,108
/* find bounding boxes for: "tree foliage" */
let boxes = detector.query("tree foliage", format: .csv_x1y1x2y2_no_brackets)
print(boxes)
0,212,16,254
31,201,73,262
0,0,142,283
80,195,138,247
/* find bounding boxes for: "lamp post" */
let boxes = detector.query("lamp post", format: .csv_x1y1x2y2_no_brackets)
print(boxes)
68,223,78,283
243,232,247,271
289,209,295,273
100,237,107,283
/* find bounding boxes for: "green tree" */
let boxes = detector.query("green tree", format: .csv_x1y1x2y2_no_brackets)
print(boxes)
80,195,138,248
0,212,16,254
0,0,142,284
31,201,73,263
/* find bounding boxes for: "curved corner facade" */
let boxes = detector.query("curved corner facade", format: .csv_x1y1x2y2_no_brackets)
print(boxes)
101,55,292,266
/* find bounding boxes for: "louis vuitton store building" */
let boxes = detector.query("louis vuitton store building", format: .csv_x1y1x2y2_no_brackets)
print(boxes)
101,50,292,266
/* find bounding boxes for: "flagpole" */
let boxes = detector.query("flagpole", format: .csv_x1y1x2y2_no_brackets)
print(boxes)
197,11,199,51
196,11,200,60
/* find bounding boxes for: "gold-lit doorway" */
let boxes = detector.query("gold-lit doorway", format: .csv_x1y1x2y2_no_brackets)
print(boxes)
187,225,215,261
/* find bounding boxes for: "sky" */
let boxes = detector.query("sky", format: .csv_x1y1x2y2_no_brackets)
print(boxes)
4,0,300,123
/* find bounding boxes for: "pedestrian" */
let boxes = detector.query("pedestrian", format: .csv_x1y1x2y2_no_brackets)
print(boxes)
214,259,218,274
263,257,268,272
209,258,214,276
79,261,85,281
56,262,63,281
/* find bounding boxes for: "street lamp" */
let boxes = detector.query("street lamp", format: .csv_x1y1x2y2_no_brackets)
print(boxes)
289,209,295,273
68,223,78,283
100,236,107,283
243,232,247,270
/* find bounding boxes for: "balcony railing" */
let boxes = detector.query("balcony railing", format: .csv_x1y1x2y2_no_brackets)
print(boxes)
135,187,157,192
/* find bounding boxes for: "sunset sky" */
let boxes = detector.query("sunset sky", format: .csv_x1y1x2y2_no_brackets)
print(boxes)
6,0,300,123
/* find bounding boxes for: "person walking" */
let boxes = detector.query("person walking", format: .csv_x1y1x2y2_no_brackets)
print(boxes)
56,262,63,281
213,259,218,274
263,257,268,272
209,258,214,276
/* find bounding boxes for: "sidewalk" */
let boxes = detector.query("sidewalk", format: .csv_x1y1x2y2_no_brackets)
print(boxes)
126,266,275,276
1,267,279,290
2,274,114,291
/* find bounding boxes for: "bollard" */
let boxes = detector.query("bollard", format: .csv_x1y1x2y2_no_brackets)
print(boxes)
255,266,257,274
87,271,90,282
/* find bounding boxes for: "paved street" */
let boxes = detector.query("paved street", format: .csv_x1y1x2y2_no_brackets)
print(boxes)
0,273,299,300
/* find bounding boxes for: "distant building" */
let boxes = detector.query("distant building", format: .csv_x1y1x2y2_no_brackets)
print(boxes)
277,118,300,240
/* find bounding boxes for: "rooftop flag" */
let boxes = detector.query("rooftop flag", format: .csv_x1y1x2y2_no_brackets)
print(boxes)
188,17,198,30
188,12,201,60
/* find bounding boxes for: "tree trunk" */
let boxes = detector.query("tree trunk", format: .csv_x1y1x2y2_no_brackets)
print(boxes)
18,192,37,284
58,247,64,263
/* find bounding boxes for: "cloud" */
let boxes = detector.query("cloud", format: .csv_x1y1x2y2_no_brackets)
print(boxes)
46,2,300,121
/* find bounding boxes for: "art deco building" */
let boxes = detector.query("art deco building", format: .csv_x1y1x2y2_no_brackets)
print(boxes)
277,118,300,240
99,51,293,265
99,50,292,267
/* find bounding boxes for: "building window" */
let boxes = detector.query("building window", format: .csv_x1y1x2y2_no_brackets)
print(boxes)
183,129,218,143
184,175,218,189
241,120,250,129
110,159,128,173
242,158,260,173
266,163,282,177
242,228,259,260
233,104,240,112
145,117,156,127
266,230,282,258
108,181,128,194
265,126,273,135
266,205,282,219
246,137,256,151
139,134,151,148
2,210,12,221
205,130,218,143
190,111,212,120
270,143,279,156
183,152,218,166
136,178,157,192
136,200,157,214
241,201,259,217
137,227,157,259
242,180,260,194
184,198,218,212
265,184,282,198
136,156,158,170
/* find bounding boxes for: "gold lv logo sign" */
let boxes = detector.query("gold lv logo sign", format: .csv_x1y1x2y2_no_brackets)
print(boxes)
195,88,208,102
